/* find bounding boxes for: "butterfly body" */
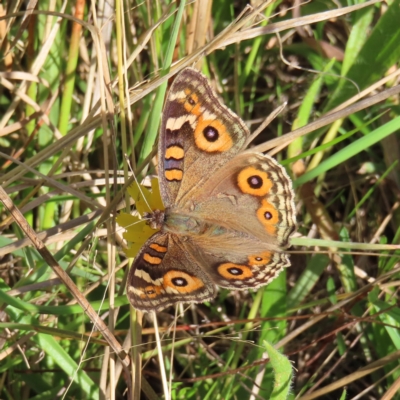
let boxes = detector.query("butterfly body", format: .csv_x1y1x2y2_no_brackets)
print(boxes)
127,68,296,312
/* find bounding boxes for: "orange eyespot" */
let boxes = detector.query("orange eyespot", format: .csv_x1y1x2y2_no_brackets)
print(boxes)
257,200,279,234
181,91,201,115
194,120,233,152
237,167,272,196
163,270,204,293
248,252,271,266
217,263,253,280
184,88,193,96
140,285,162,299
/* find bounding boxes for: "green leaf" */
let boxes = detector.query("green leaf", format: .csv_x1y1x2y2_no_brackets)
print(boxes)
263,340,293,400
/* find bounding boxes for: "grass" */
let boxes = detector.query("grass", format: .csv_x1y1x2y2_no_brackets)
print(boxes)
1,0,400,399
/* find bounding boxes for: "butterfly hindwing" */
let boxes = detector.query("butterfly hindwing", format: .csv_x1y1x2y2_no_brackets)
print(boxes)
180,236,291,291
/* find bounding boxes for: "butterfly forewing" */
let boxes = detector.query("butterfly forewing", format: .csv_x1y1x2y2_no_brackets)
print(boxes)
158,68,250,207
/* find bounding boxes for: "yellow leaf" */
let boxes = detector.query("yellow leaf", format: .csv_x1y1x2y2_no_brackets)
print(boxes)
118,179,164,257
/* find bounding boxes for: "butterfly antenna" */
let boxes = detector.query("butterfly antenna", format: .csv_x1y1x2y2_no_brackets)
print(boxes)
124,153,153,213
115,216,148,236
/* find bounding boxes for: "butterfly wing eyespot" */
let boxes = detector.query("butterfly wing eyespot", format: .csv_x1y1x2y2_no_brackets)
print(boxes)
163,270,205,293
248,251,272,266
211,252,291,290
217,263,253,280
194,120,233,153
256,199,280,235
140,285,162,299
237,166,272,196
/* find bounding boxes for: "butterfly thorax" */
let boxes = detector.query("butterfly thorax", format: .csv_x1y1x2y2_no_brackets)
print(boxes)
143,208,220,236
162,209,225,238
143,209,165,230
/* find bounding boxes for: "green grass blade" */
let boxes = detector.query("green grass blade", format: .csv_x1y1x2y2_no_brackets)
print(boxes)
294,115,400,187
33,334,98,398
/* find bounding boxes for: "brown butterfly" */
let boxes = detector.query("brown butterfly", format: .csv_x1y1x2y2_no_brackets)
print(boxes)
126,68,296,312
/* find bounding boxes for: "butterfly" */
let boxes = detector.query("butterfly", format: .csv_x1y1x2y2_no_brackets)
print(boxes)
126,68,296,312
